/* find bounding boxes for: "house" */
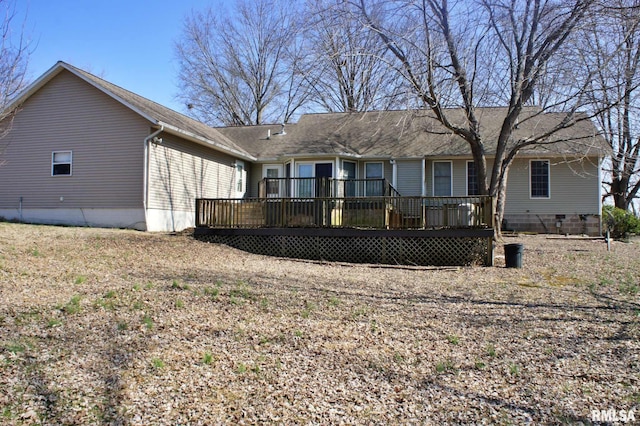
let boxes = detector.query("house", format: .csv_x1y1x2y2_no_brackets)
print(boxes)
216,109,605,235
0,62,606,236
0,61,255,231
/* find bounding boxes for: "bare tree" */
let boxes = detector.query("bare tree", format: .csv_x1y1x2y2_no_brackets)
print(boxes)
301,0,403,113
580,0,640,212
175,0,307,126
0,0,29,154
353,0,606,232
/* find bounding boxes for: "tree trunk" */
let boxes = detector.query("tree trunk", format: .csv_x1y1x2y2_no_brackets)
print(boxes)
493,162,512,239
612,177,630,211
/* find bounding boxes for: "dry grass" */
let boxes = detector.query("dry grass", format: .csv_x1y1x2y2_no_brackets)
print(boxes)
0,222,638,425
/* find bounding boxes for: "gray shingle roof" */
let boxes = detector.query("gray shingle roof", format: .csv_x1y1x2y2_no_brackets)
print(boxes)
218,108,607,160
11,62,606,162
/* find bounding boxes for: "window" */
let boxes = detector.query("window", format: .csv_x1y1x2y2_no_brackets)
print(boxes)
342,161,357,197
263,165,283,197
235,160,246,197
530,160,550,198
297,163,314,197
52,151,72,176
365,162,384,196
295,162,333,197
467,161,480,195
433,161,452,196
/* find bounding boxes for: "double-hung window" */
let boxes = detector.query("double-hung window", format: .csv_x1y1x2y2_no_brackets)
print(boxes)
530,160,550,198
52,151,72,176
433,161,452,196
365,162,383,196
235,160,246,197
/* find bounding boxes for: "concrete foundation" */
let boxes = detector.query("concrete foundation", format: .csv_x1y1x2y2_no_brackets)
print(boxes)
502,213,601,236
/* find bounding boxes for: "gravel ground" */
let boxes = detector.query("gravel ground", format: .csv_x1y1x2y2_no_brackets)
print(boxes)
0,222,638,425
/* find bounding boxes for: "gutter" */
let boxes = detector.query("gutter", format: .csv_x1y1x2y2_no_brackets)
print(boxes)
143,125,164,230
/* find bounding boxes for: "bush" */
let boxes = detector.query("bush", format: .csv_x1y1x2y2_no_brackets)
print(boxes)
602,205,640,240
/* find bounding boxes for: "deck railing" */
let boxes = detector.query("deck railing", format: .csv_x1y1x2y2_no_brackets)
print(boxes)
196,195,495,230
259,177,402,199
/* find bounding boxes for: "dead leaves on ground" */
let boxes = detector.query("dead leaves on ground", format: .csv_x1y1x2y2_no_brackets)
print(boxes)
0,224,638,424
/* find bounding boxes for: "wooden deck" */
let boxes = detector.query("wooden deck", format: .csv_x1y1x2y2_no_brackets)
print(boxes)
195,195,496,266
196,196,495,230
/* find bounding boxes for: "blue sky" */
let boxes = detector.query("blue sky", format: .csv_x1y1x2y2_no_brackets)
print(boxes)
16,0,229,113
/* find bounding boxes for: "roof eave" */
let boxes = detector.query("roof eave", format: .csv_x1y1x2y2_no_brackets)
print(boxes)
2,61,159,126
6,62,254,161
160,122,256,161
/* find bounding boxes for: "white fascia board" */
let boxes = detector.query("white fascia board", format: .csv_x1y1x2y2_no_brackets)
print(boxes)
270,153,365,161
159,122,256,162
3,61,160,126
385,156,427,161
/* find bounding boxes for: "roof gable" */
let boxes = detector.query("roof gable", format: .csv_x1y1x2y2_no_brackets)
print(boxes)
7,62,255,160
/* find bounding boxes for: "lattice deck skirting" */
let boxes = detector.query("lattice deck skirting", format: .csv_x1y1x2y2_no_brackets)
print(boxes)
194,228,494,266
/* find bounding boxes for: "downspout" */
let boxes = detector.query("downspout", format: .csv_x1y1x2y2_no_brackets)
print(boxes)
143,125,164,230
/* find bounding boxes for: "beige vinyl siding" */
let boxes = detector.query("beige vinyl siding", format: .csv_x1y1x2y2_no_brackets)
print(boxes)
249,163,267,197
425,161,432,196
0,70,147,209
504,157,601,215
395,159,422,196
241,161,253,197
384,161,392,183
452,160,469,196
147,134,240,211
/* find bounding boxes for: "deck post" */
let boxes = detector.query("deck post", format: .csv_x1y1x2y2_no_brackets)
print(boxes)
486,235,494,266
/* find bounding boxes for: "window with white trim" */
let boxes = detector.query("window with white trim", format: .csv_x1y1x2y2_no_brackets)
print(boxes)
365,162,384,196
530,160,550,198
52,151,72,176
433,161,452,196
235,160,246,197
342,161,357,197
297,163,314,197
466,161,480,196
263,164,283,197
295,162,334,197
